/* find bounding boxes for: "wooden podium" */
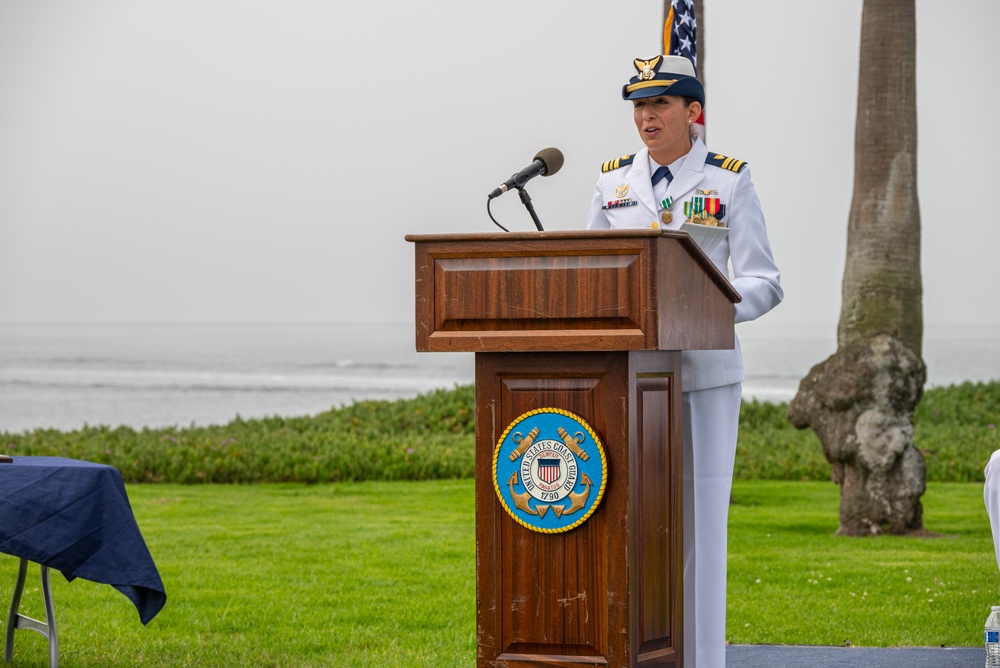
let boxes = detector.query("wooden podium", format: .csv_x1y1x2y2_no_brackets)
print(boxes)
406,230,739,668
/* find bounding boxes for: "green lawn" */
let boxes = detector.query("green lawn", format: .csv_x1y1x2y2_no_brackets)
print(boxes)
1,481,476,667
1,480,996,667
727,481,998,647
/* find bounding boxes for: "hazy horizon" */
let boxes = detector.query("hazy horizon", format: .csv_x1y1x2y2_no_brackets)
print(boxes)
2,1,998,328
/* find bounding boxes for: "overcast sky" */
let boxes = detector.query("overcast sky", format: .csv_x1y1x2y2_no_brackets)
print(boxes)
1,0,997,328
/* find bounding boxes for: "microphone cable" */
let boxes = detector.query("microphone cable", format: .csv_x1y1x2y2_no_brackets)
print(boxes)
487,195,510,232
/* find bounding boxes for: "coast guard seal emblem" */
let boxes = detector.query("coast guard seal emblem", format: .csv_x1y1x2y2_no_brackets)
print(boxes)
492,408,608,533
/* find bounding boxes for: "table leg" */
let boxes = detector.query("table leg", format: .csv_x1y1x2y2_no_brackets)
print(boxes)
4,558,58,668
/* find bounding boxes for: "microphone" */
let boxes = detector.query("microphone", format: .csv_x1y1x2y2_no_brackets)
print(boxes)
487,147,564,199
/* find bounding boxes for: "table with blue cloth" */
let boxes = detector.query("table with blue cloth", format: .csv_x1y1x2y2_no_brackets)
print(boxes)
0,457,166,667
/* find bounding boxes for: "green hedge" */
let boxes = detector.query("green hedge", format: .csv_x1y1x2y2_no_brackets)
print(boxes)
2,381,997,484
737,380,1000,481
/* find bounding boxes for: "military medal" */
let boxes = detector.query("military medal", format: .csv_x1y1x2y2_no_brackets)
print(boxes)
615,184,630,199
701,197,722,225
684,197,709,223
658,196,673,226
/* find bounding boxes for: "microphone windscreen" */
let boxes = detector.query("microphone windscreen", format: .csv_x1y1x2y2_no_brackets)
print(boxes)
534,147,564,176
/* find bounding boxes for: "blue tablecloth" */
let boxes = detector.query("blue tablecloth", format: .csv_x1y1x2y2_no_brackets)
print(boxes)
0,457,166,624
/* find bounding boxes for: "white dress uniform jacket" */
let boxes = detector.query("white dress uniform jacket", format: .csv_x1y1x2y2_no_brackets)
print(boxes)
588,137,782,667
587,138,783,391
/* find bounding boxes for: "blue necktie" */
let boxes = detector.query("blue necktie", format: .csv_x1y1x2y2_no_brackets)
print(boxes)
651,165,672,186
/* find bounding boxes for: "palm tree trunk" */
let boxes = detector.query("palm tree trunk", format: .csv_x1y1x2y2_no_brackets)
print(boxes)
787,0,926,536
840,0,922,352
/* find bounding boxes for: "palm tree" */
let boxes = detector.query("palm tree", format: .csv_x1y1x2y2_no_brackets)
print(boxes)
787,0,925,536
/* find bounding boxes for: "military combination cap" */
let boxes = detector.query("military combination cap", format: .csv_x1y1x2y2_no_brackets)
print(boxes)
622,54,705,107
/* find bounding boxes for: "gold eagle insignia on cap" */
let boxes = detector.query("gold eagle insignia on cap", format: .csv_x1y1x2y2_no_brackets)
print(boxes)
633,56,662,81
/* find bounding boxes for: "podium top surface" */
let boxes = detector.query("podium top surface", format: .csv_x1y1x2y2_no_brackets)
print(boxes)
407,229,740,353
405,228,664,242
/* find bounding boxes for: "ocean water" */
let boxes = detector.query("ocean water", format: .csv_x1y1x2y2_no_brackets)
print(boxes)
0,322,996,433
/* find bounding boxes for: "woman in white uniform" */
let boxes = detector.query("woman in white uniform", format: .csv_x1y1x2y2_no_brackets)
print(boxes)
587,54,783,667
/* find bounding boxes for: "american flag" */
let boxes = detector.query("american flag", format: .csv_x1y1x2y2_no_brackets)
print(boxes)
663,0,697,70
663,0,704,138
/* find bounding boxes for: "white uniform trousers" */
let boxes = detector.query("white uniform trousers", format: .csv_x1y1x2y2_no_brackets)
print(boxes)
682,383,742,668
984,450,1000,572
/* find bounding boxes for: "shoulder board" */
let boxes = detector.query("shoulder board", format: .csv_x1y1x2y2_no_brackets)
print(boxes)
601,154,635,173
706,153,748,173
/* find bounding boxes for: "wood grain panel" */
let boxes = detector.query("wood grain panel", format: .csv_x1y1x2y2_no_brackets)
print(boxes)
435,254,640,326
408,230,739,354
635,376,675,658
475,351,682,667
